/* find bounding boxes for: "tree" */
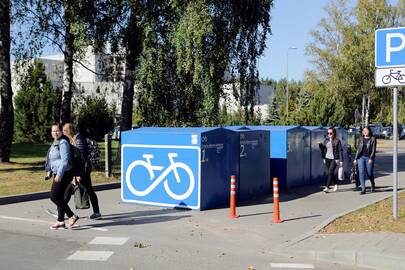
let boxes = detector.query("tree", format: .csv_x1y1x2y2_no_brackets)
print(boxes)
13,0,116,124
305,0,403,127
75,96,114,141
0,0,13,162
14,61,60,143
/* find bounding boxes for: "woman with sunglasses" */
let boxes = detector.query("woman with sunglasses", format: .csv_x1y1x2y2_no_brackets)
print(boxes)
354,126,376,194
319,127,343,193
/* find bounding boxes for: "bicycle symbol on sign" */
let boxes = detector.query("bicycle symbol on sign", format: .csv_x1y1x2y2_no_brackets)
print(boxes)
382,69,405,84
125,153,195,200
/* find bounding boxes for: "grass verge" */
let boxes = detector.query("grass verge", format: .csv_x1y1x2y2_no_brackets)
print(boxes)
0,142,120,197
321,191,405,233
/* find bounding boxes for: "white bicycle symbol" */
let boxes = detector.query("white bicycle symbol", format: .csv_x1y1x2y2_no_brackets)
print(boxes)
125,153,195,201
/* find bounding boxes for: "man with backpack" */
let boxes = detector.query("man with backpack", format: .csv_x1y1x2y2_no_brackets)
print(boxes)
62,123,102,220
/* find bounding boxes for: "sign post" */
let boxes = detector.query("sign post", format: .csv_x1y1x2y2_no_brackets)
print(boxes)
375,26,405,220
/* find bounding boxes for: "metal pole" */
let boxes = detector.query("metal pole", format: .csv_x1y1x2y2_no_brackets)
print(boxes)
393,87,398,220
286,51,289,120
105,133,112,178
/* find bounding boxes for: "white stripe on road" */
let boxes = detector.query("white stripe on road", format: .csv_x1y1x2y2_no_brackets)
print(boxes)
270,263,315,269
0,215,108,231
89,237,128,245
66,251,114,261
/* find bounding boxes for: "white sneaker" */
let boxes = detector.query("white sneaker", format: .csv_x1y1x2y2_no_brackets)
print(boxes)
333,185,338,192
323,187,329,192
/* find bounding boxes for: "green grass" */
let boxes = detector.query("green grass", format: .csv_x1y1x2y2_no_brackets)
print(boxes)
0,141,121,197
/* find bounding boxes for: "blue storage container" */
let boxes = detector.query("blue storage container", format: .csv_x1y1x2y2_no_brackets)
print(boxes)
121,127,239,210
225,126,271,201
304,126,327,184
250,126,311,190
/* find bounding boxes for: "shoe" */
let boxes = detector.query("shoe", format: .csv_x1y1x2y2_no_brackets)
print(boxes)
50,222,65,230
68,215,79,228
353,186,360,191
360,190,366,195
89,213,101,220
371,185,376,192
323,187,329,193
333,185,338,192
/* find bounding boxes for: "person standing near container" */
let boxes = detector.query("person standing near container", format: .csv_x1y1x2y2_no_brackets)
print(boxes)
62,123,101,219
319,127,344,193
354,126,376,195
45,123,79,229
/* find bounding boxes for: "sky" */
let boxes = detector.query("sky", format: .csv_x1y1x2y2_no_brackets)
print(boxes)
258,0,399,82
257,0,331,82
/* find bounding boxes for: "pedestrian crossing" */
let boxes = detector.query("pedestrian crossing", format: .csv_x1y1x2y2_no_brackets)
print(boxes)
270,263,315,269
66,236,129,261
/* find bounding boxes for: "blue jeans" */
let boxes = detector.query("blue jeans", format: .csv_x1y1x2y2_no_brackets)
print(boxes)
357,156,375,192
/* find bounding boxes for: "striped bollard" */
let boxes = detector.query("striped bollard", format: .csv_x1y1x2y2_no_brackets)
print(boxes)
228,175,239,218
273,177,283,223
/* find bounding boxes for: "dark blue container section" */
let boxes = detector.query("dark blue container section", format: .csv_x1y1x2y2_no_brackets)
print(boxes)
304,126,327,184
250,126,311,190
335,127,351,178
121,127,239,210
225,126,271,201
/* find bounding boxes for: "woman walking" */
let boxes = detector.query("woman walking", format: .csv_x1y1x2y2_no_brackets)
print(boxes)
354,126,376,195
63,123,101,219
319,127,344,193
45,123,79,229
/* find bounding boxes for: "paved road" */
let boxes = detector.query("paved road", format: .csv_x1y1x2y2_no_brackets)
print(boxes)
0,145,403,269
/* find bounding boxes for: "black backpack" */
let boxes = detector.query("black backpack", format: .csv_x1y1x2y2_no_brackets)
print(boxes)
70,143,86,176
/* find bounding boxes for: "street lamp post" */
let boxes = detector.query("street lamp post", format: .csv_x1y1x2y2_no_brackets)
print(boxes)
286,46,297,120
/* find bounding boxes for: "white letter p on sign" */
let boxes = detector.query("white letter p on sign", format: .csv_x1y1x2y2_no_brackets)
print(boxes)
386,33,405,62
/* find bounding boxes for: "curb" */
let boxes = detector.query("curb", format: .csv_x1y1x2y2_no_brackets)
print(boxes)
270,249,405,270
0,182,121,205
272,190,405,270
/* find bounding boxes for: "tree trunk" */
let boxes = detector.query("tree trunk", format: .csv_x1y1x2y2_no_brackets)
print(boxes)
60,21,74,124
120,53,136,132
0,0,13,162
120,11,141,132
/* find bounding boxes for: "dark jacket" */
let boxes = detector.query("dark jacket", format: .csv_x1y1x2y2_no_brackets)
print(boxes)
355,136,377,161
73,132,92,172
319,138,343,162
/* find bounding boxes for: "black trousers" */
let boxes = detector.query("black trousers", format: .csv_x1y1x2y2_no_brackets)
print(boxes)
64,169,100,214
325,158,338,188
50,170,75,222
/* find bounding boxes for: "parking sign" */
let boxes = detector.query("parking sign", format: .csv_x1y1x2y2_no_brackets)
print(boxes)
375,27,405,68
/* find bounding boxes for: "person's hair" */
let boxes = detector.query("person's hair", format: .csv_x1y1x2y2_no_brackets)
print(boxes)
327,126,337,139
363,126,373,137
51,122,62,131
62,123,77,142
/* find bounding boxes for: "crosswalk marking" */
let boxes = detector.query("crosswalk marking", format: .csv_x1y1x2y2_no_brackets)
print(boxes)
270,263,315,269
66,251,114,261
89,237,128,245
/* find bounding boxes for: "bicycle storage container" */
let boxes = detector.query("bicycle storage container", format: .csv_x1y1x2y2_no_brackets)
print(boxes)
121,127,239,210
225,126,271,201
249,126,311,190
304,126,327,184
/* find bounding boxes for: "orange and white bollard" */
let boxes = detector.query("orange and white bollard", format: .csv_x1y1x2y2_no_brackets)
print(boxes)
228,175,239,218
273,177,283,223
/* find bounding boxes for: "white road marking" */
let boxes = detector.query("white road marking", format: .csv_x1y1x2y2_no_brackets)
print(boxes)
66,251,114,261
0,215,108,231
270,263,315,269
89,237,128,245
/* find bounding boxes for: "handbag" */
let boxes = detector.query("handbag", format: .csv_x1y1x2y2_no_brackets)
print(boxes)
350,164,359,184
73,183,90,209
338,166,344,181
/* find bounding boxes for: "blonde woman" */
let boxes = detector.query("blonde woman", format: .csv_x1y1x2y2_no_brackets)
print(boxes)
63,123,101,219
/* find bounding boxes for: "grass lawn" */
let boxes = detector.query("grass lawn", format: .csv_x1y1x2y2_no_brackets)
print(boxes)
321,191,405,233
0,141,120,197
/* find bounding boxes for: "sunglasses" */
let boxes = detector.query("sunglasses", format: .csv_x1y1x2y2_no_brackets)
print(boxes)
327,132,333,135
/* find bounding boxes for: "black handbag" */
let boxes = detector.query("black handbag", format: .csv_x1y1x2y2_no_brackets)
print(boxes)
73,183,90,209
